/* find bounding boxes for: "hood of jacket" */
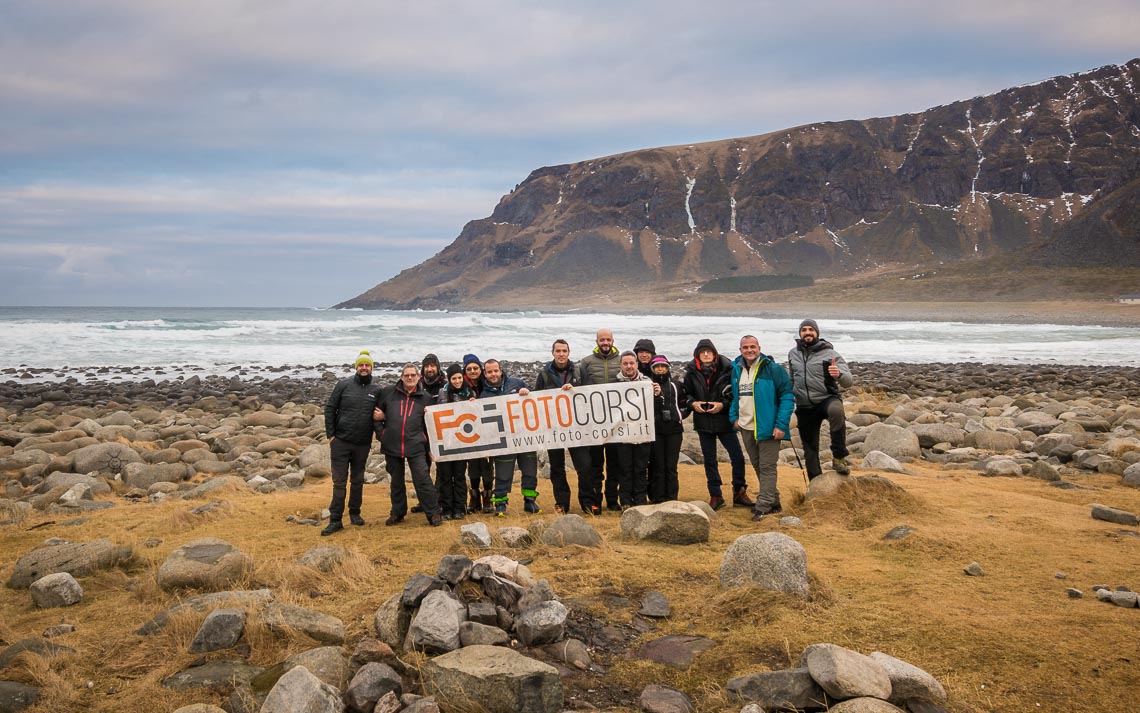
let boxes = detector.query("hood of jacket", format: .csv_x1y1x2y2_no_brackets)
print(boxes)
692,338,719,360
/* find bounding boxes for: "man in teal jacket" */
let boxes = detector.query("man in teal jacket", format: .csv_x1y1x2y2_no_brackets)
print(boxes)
730,335,794,521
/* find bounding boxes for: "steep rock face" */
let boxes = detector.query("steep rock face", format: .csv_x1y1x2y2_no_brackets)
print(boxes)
340,60,1140,309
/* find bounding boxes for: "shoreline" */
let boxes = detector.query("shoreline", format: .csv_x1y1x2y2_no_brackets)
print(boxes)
455,299,1140,328
4,361,1140,405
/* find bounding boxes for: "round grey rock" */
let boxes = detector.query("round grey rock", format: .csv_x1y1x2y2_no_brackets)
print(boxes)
29,572,83,608
719,533,809,597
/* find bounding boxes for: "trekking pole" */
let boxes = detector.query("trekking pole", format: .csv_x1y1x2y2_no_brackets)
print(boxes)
789,439,808,487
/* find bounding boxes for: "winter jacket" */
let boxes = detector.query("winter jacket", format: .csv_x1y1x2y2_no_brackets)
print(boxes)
324,374,384,445
534,360,582,391
729,354,794,440
579,347,622,385
376,380,432,458
787,338,853,407
682,342,735,433
650,370,689,436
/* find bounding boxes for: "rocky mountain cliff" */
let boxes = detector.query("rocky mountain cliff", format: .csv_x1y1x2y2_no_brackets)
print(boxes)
339,60,1140,309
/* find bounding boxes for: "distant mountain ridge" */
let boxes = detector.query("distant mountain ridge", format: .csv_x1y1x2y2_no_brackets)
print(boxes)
339,59,1140,309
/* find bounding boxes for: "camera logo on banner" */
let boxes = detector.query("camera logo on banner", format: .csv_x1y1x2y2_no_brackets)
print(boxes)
431,402,507,457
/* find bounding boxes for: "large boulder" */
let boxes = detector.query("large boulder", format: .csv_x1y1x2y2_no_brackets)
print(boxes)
538,514,602,547
862,425,920,459
719,533,809,597
422,645,562,713
799,643,892,701
6,539,133,589
70,442,143,475
157,538,252,591
260,666,343,713
620,502,710,544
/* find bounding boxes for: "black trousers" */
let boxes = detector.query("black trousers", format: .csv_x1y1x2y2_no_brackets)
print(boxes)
328,438,370,521
649,431,682,503
467,457,493,490
435,460,467,516
588,443,621,509
796,396,849,479
614,442,652,507
387,453,440,519
547,446,592,512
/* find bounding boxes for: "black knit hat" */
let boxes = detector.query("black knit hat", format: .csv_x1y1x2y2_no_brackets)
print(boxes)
422,353,440,369
446,363,463,378
799,319,820,335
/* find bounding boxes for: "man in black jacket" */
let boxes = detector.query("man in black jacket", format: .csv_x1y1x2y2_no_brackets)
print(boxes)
321,350,383,535
376,363,443,527
534,339,593,514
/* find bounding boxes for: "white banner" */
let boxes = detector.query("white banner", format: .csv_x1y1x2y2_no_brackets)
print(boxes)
425,381,656,462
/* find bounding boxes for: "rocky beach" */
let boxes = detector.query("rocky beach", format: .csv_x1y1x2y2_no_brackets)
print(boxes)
2,361,1139,712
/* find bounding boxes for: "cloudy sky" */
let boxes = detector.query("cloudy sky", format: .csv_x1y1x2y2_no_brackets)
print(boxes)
2,1,1137,307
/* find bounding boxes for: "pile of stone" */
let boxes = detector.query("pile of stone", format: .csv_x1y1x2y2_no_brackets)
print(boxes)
727,642,948,713
1092,585,1138,608
769,392,1140,492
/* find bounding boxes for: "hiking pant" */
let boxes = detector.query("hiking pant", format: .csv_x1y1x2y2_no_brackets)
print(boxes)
739,429,782,512
796,396,848,479
467,457,493,490
697,430,746,497
548,446,592,512
588,443,621,509
491,452,538,504
329,438,370,522
435,460,467,516
387,453,440,519
614,442,651,507
649,431,682,503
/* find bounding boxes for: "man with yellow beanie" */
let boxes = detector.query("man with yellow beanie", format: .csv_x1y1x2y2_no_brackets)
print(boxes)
321,350,383,535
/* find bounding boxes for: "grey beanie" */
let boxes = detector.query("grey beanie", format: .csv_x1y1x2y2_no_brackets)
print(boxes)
799,319,820,334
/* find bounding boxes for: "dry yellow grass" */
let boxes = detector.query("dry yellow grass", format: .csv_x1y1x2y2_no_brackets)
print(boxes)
2,461,1140,712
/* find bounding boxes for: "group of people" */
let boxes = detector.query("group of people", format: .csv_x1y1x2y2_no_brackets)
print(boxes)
319,319,853,534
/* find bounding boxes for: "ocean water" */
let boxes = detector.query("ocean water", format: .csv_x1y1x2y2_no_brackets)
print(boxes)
0,307,1137,381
